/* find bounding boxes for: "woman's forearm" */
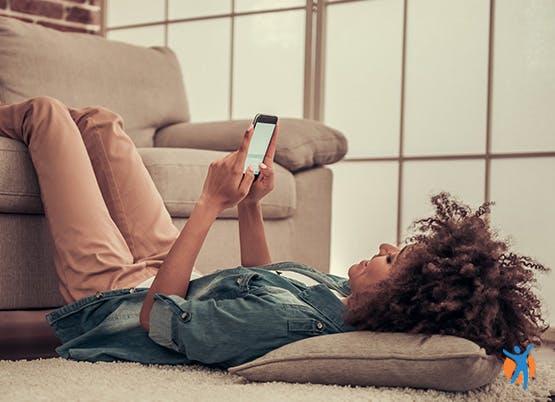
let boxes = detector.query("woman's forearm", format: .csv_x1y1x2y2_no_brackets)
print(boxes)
238,201,272,267
139,197,220,331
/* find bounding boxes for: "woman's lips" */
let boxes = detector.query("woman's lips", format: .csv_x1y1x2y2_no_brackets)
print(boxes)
350,260,368,277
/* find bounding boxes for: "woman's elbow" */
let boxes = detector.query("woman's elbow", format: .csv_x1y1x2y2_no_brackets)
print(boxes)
140,295,154,332
140,316,150,332
139,306,150,332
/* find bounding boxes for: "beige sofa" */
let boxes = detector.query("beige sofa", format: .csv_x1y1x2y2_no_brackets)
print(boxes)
0,16,347,360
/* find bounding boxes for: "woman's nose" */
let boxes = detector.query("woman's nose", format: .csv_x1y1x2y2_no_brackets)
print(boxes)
379,243,399,254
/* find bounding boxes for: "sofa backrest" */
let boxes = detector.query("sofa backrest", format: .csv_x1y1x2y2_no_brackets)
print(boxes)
0,16,190,147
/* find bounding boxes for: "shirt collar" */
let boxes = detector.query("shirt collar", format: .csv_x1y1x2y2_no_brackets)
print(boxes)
297,284,356,333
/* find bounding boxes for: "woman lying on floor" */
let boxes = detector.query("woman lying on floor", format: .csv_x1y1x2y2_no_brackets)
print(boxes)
0,96,549,367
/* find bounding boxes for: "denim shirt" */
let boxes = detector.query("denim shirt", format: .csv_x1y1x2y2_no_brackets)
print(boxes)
45,261,356,369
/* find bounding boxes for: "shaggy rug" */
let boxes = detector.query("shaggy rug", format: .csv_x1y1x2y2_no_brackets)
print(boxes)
1,357,553,402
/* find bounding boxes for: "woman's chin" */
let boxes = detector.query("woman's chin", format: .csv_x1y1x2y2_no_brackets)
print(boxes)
347,264,357,278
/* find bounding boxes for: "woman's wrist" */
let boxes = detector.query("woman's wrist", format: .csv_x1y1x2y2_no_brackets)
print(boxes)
196,195,224,218
238,198,261,209
237,200,261,213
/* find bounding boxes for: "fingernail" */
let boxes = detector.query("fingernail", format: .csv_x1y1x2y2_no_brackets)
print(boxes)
248,123,254,131
247,165,253,172
260,163,267,169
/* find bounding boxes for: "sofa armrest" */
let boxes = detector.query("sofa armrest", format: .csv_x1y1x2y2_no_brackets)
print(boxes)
153,118,348,172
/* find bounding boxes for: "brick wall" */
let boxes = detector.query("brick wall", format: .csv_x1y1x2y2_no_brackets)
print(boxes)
0,0,102,35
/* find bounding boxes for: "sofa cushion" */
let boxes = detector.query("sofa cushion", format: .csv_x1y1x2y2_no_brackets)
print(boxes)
0,137,43,214
0,138,295,219
228,331,503,392
0,16,189,147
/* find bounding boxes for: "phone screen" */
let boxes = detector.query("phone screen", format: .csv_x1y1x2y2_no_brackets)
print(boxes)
244,121,275,175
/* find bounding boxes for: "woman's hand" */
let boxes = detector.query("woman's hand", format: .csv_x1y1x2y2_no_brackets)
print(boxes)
239,122,279,205
199,124,257,212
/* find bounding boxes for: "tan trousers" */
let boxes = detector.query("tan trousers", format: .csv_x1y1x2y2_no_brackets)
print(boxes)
0,96,180,304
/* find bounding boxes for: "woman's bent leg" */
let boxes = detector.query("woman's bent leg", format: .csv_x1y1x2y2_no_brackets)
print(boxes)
0,96,155,304
67,105,180,271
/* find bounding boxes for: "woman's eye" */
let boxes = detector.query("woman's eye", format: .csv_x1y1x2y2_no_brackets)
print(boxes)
386,254,393,264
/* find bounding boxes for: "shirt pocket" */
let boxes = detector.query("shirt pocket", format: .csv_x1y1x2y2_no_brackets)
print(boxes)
287,318,327,336
249,284,307,307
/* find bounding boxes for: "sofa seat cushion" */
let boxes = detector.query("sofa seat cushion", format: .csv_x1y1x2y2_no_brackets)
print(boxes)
139,147,295,219
0,138,295,219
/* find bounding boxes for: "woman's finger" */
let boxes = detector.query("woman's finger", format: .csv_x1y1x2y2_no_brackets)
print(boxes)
258,163,273,178
239,165,256,197
236,123,255,171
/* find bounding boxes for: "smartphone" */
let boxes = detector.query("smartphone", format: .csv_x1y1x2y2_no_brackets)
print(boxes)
243,113,278,177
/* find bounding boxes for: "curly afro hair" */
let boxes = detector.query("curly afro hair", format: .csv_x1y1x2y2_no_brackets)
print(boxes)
344,192,550,360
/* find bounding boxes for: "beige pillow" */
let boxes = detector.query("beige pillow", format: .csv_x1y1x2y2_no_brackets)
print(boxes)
228,331,502,392
154,118,348,172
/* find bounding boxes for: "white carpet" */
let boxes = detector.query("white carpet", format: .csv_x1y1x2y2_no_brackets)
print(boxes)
1,357,553,402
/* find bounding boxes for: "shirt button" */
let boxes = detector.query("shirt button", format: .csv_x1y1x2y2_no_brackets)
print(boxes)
236,278,241,284
181,312,188,320
316,321,324,330
95,291,103,299
129,288,136,294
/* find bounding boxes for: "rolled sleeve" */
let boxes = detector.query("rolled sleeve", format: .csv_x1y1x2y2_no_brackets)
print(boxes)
148,292,289,367
148,294,182,352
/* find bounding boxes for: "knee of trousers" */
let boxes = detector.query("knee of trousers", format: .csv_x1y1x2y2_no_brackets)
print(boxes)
71,105,124,132
25,95,68,115
29,95,66,106
19,96,70,143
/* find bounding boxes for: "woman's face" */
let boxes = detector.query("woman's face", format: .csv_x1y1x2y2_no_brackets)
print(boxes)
348,243,408,294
